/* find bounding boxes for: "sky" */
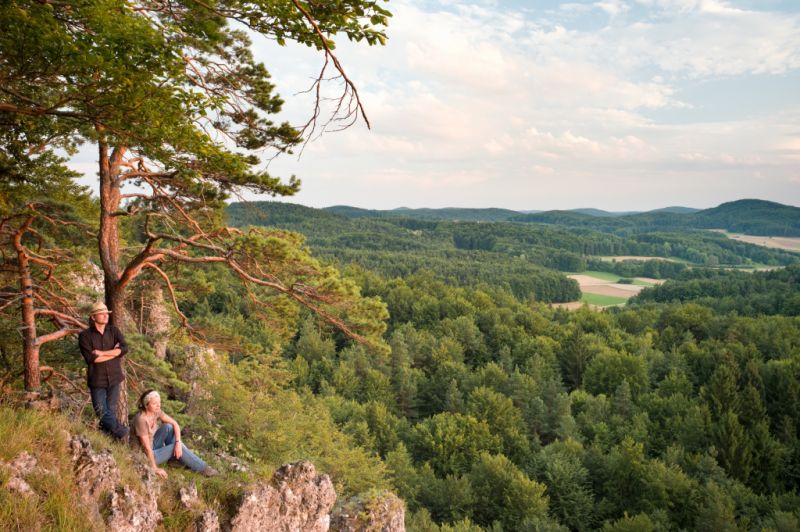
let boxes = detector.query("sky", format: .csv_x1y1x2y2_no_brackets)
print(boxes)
76,0,800,211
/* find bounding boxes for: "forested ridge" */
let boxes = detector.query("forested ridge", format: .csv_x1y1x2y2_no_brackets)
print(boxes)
229,201,798,287
511,199,800,238
238,199,800,237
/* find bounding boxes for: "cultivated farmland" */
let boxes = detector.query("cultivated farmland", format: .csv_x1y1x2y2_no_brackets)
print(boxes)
564,271,664,308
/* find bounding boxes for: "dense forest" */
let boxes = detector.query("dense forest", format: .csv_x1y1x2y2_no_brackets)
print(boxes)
631,265,800,316
226,201,800,530
3,1,800,530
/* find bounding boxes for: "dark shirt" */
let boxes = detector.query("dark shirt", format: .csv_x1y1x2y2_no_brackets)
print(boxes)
78,324,128,388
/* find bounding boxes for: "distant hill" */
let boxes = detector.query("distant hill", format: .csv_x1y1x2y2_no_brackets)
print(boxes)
228,201,347,227
569,208,639,217
512,199,800,237
692,199,800,236
513,210,602,226
323,205,378,218
323,206,521,222
326,206,671,220
230,199,800,237
648,206,700,214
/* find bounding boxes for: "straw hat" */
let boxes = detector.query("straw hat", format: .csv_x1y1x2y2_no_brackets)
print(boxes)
89,301,112,315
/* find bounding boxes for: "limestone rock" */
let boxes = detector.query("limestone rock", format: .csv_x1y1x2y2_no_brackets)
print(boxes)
331,491,406,532
6,475,36,497
230,460,337,532
70,435,120,503
69,435,162,531
107,482,161,532
196,509,221,532
8,451,37,476
177,345,219,416
216,451,250,474
180,480,200,509
141,282,171,360
68,261,103,305
2,451,41,498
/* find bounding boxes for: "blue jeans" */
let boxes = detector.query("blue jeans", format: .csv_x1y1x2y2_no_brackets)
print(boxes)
152,424,207,472
90,383,128,439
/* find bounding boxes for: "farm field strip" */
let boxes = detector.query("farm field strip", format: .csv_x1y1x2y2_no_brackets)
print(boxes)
565,270,664,307
580,293,628,306
550,301,601,310
581,284,644,298
595,255,682,262
568,274,615,286
716,231,800,252
635,277,666,285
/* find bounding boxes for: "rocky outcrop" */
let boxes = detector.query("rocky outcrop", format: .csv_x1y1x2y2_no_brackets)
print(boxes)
70,434,121,504
106,472,161,532
68,261,104,305
176,344,219,417
141,282,171,360
180,480,201,509
331,491,406,532
196,510,222,532
1,451,40,498
7,430,405,532
69,434,162,531
230,460,337,532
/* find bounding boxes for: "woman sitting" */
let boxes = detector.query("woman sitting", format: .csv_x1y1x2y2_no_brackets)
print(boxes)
133,389,217,478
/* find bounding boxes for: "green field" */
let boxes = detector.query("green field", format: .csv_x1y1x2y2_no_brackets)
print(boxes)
576,270,656,287
580,270,621,282
595,255,685,263
580,292,628,306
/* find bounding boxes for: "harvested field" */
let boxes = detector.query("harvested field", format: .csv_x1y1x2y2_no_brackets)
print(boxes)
596,255,678,262
581,284,644,298
550,301,600,311
569,274,613,286
565,272,660,306
635,277,666,285
720,232,800,252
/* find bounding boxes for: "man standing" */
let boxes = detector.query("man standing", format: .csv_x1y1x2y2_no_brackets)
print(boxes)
78,301,129,441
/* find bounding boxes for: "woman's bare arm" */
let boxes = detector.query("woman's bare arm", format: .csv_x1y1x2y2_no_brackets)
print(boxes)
139,433,168,478
159,412,183,459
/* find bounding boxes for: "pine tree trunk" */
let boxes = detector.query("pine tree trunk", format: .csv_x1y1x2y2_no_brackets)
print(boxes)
13,216,40,390
97,134,130,425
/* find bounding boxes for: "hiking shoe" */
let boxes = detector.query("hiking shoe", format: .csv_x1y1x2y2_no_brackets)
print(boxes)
117,427,130,445
201,466,219,478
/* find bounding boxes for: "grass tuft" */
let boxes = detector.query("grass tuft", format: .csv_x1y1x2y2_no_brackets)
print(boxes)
0,407,102,531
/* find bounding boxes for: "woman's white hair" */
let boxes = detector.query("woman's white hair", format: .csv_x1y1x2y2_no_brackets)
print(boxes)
142,390,160,410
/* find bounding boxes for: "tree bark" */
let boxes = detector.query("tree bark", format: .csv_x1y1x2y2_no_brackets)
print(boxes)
13,216,40,390
97,132,130,424
98,136,127,323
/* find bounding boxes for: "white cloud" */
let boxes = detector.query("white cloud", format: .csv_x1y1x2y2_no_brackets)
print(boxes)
215,1,800,209
626,3,800,77
596,0,630,16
